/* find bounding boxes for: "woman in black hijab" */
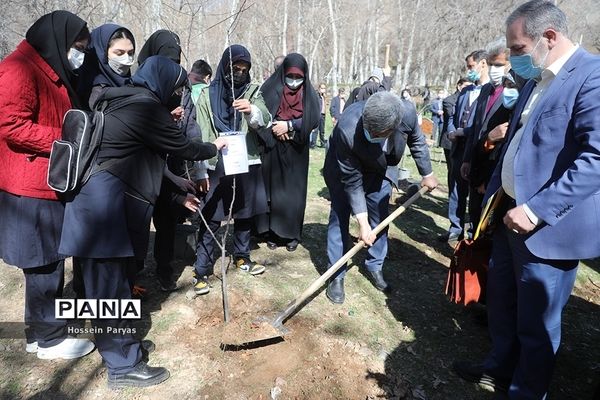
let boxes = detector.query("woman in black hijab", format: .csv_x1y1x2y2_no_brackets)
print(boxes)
136,29,203,292
138,30,181,65
59,55,225,388
256,53,320,251
191,44,272,294
85,23,136,107
25,10,90,108
0,10,94,360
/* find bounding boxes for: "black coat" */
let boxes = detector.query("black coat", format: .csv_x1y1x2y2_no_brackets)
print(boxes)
255,53,320,240
469,105,512,187
59,86,217,259
324,100,432,216
96,86,215,204
440,91,460,150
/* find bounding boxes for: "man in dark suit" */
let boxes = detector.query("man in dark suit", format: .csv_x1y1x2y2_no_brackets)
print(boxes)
323,92,438,304
454,1,600,398
429,90,444,145
440,78,473,190
442,49,489,242
329,87,346,126
311,82,328,148
460,38,510,229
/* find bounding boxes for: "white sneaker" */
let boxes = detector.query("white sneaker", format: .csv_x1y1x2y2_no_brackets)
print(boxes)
37,337,95,360
25,341,38,353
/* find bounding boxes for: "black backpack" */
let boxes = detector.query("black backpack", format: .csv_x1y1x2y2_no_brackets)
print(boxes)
47,93,153,193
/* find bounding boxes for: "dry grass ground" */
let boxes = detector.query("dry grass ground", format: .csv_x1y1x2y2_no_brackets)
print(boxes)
0,146,598,400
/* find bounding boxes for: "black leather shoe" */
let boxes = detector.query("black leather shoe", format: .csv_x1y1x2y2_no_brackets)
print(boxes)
452,361,509,393
108,361,170,388
266,241,278,250
369,270,390,292
286,239,299,252
326,278,345,304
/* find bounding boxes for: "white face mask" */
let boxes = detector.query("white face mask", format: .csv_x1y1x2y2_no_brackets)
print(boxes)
285,77,304,89
68,48,85,70
108,53,135,76
489,65,506,86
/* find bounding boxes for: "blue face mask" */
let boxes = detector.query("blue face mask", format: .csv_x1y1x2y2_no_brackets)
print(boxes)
509,37,548,80
364,129,387,144
502,88,519,109
466,69,480,83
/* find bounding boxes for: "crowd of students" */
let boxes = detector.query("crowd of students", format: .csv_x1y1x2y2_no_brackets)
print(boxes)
0,8,330,388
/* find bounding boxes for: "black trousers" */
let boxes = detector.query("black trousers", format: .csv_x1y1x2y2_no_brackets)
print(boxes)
310,114,326,146
78,257,141,376
318,113,326,144
153,191,186,281
23,260,67,347
468,185,484,231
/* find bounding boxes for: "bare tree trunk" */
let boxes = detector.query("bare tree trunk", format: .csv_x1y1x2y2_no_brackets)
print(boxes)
417,48,426,86
282,0,288,54
224,0,238,49
401,0,421,89
326,0,338,92
365,5,373,74
373,0,380,68
394,0,404,88
296,0,303,53
308,26,326,80
102,0,119,22
338,33,346,85
348,27,357,83
145,0,161,38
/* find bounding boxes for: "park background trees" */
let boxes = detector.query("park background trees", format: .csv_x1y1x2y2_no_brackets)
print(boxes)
1,0,598,92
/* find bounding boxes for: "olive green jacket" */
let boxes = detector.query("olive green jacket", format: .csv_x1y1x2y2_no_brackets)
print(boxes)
193,83,271,169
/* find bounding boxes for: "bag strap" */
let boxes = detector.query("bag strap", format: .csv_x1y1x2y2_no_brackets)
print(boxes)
94,92,159,115
86,93,157,180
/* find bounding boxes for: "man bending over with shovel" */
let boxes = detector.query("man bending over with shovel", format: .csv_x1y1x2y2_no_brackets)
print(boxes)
323,91,438,304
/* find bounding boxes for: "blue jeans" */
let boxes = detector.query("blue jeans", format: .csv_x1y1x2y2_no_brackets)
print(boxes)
326,179,391,278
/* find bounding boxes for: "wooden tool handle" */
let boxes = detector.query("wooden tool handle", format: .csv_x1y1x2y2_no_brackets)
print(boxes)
384,44,391,69
272,186,429,326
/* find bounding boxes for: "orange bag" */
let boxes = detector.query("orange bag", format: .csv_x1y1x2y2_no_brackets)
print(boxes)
445,188,506,305
445,238,491,305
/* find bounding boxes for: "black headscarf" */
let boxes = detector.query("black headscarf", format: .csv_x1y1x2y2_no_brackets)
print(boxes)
91,23,135,87
25,10,88,108
131,55,187,105
261,53,320,138
209,45,252,133
137,30,181,65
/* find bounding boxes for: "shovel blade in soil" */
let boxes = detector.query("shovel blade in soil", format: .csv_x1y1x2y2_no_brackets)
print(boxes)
220,317,289,350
